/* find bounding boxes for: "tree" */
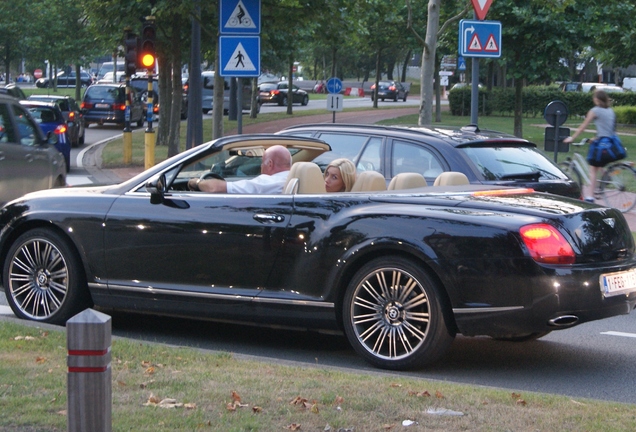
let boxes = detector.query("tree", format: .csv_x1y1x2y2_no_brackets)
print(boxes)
407,0,468,126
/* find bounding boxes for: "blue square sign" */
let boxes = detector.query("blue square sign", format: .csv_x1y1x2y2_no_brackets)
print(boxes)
220,36,260,77
220,0,261,34
459,20,501,58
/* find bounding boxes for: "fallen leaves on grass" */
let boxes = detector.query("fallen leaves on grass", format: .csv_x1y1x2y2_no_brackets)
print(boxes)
225,391,250,411
142,393,195,409
285,423,301,430
408,390,431,397
512,392,527,406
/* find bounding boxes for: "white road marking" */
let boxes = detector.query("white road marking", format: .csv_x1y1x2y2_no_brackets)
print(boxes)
601,331,636,338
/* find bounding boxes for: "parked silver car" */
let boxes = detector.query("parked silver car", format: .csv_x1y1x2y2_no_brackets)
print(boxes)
0,94,66,205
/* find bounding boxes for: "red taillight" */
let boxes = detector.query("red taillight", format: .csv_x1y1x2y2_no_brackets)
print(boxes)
55,124,67,135
520,224,575,265
272,90,280,95
389,85,396,91
81,102,93,109
113,103,126,111
68,111,75,121
153,104,159,114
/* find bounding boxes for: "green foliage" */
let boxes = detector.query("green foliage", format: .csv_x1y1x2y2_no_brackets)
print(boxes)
614,105,636,125
450,85,636,122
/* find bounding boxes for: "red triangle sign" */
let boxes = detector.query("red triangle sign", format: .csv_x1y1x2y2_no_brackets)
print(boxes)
471,0,493,20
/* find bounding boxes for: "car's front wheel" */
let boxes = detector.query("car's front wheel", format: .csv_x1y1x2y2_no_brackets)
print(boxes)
3,228,92,325
342,256,454,370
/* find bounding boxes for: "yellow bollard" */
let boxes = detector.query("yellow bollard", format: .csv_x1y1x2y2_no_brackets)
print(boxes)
144,130,155,170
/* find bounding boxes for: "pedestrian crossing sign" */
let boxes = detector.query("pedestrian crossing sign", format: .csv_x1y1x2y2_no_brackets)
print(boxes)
220,0,260,34
220,36,260,77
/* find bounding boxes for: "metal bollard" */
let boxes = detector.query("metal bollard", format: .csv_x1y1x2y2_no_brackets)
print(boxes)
67,309,112,432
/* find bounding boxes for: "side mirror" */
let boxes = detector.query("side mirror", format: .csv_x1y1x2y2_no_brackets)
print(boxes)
146,174,166,205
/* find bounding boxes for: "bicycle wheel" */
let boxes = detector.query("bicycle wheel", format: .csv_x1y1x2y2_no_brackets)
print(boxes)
559,161,583,191
599,162,636,212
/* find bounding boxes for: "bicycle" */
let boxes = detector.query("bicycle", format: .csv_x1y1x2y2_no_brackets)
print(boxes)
559,138,636,212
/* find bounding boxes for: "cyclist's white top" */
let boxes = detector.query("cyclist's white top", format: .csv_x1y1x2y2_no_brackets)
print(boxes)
592,106,616,138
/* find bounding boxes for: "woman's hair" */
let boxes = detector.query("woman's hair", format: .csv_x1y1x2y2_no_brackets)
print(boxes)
325,158,357,192
593,89,611,108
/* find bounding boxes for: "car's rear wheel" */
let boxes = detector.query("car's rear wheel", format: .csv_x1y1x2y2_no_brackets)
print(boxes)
3,228,91,325
393,94,398,102
403,92,408,102
280,96,288,106
302,95,309,106
342,256,454,370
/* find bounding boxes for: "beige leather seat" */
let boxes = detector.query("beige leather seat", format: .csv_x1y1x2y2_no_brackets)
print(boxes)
284,162,326,194
351,171,386,192
433,171,469,186
387,172,427,190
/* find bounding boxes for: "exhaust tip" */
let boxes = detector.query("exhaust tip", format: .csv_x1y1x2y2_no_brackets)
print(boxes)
548,315,579,327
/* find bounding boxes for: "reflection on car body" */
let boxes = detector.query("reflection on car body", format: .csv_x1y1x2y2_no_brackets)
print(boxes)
1,134,635,371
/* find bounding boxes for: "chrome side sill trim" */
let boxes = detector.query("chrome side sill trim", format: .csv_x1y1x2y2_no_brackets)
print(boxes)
453,306,524,314
92,283,334,308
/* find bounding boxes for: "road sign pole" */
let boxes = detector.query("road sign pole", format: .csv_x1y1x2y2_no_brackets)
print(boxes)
471,57,479,125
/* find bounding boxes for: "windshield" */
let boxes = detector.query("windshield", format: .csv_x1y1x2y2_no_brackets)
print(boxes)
459,145,568,181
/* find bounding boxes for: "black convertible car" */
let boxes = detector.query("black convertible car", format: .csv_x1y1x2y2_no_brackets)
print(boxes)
1,134,635,371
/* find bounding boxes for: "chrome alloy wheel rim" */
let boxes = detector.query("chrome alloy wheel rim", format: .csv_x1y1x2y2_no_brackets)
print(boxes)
351,268,430,360
8,238,68,320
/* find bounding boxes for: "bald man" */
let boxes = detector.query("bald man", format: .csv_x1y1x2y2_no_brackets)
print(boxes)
188,145,292,194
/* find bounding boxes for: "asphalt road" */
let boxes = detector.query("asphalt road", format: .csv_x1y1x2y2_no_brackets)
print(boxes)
3,99,636,405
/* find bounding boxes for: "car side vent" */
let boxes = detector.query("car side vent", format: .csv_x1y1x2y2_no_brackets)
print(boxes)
461,124,480,133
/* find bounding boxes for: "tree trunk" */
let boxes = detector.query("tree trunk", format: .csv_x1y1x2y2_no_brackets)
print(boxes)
287,57,293,115
401,49,412,83
434,54,441,122
514,79,523,137
373,49,381,108
418,0,441,126
168,61,182,157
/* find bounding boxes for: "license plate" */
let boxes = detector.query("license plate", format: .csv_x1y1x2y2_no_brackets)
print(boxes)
600,268,636,297
95,103,110,109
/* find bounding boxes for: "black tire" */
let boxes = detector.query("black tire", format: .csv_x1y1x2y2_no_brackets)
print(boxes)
3,228,91,325
136,114,144,128
78,129,85,145
281,96,288,106
302,95,309,106
342,256,454,370
600,162,636,212
403,92,408,102
393,94,398,102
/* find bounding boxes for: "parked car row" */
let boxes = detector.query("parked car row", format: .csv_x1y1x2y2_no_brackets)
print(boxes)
35,71,94,89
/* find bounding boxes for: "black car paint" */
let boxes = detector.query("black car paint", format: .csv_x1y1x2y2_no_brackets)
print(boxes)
1,135,634,370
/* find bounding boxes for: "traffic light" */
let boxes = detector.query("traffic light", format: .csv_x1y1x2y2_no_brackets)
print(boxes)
123,31,138,77
140,20,156,70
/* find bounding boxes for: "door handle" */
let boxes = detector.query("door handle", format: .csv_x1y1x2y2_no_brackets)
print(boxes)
253,213,285,223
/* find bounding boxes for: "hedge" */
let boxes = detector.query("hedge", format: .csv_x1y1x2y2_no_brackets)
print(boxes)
448,85,636,124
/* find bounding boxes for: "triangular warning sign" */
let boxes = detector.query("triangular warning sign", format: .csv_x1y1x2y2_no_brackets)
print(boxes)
484,35,499,51
224,42,257,72
468,34,482,51
225,0,256,30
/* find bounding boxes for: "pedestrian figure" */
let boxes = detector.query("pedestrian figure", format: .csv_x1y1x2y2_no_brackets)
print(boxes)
235,51,245,68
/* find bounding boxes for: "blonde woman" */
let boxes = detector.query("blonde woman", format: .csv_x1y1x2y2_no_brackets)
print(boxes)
324,158,357,192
